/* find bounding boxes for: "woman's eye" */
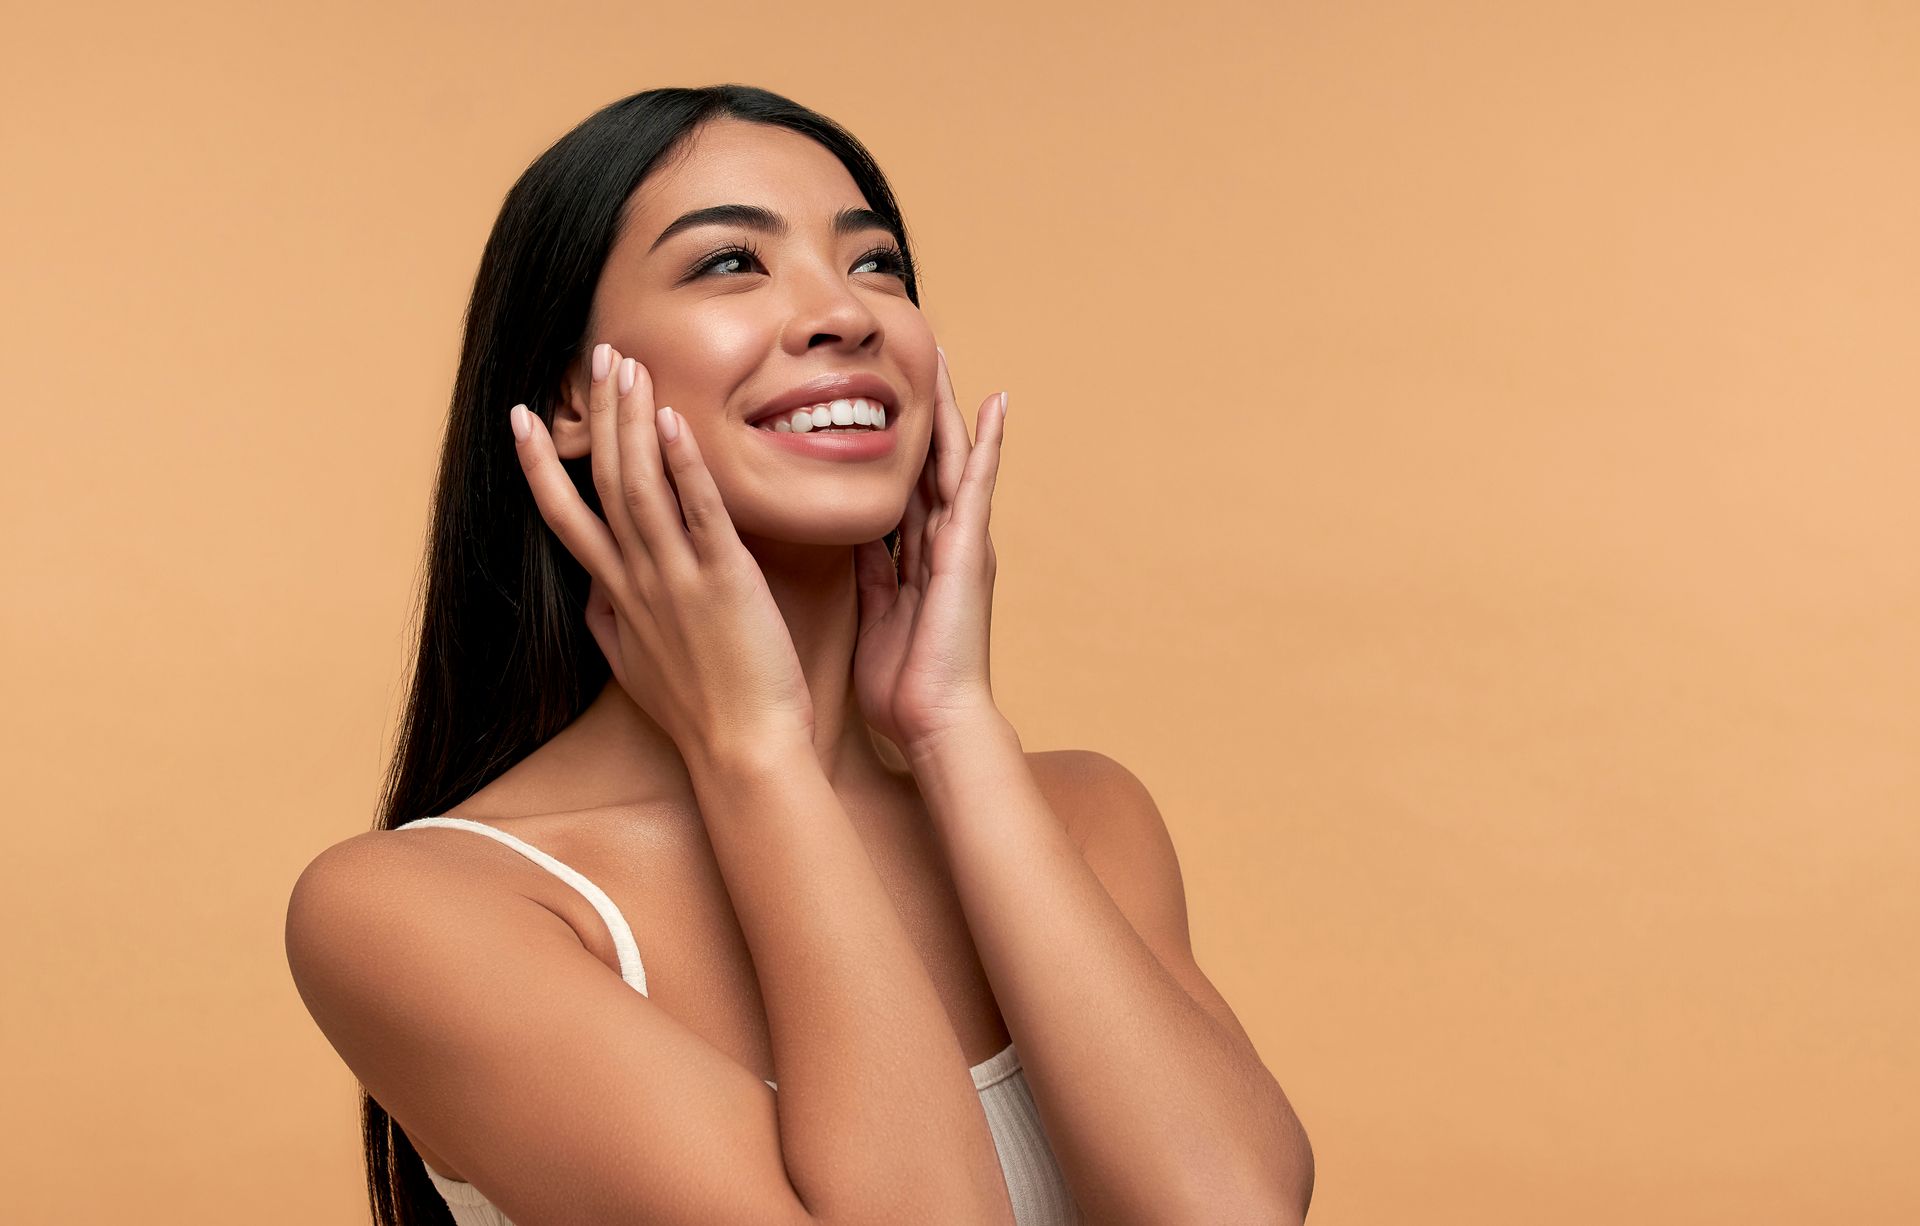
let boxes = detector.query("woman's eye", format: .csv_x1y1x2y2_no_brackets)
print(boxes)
694,246,761,278
690,243,906,281
853,247,908,278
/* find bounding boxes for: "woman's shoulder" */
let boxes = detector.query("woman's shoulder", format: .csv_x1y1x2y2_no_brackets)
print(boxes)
283,805,660,1049
286,793,664,973
1020,746,1126,846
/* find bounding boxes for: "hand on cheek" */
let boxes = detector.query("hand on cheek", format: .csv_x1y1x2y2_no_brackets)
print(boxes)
851,345,1010,756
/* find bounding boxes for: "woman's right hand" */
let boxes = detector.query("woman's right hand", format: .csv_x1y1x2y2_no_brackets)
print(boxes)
509,343,816,766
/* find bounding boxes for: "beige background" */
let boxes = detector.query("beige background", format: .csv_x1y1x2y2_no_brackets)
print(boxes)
3,1,1914,1222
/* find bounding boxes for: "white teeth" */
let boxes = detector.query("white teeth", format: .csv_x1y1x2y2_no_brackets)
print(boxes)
754,397,891,433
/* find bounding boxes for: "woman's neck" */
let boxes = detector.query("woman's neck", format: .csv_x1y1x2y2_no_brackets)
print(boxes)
567,541,900,802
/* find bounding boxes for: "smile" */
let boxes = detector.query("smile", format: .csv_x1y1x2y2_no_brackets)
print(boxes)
752,397,889,433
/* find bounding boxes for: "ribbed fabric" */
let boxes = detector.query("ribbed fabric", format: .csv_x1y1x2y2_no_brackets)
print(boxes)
400,816,1082,1226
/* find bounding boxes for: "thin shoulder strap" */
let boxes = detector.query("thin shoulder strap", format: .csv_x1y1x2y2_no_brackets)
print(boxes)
401,816,648,997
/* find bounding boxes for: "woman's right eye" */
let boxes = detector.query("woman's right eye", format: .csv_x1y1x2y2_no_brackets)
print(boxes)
691,244,764,279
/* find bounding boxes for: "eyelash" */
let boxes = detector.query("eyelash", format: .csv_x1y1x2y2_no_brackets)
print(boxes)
688,240,908,281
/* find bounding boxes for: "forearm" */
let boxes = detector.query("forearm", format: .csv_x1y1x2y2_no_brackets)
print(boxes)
685,739,1016,1225
910,717,1309,1223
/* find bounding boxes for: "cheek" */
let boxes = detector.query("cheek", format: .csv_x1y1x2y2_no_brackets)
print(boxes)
875,303,938,402
881,300,935,353
633,307,766,414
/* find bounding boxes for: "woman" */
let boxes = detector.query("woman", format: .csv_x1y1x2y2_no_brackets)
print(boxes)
285,84,1312,1226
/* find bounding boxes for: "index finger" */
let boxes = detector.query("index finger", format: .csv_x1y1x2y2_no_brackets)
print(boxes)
511,403,624,586
932,346,971,507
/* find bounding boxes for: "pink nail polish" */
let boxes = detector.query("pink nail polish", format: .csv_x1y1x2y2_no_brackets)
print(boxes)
592,343,611,382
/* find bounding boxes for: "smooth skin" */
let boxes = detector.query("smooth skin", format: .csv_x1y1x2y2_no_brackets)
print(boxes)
285,117,1308,1226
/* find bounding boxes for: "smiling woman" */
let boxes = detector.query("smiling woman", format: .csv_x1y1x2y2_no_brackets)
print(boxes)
284,82,1308,1226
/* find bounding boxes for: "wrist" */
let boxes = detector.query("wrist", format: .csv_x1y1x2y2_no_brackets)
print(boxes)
903,706,1019,770
685,726,818,787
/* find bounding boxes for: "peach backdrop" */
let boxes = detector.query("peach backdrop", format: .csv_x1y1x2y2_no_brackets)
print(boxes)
4,2,1914,1222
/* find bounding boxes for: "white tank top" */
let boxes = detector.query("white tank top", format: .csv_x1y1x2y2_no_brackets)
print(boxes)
399,816,1083,1225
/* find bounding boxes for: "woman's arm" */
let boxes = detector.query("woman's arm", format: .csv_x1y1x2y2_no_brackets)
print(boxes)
502,350,1016,1220
289,740,1017,1226
689,733,1017,1224
908,714,1314,1226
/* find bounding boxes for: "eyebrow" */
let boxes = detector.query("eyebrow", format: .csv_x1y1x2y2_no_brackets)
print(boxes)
646,203,897,254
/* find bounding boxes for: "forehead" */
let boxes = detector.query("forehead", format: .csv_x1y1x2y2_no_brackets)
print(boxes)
626,118,870,242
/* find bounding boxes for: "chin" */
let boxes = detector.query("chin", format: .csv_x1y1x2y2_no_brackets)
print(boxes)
737,514,903,550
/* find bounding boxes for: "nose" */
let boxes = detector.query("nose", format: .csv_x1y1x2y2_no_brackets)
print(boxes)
779,255,883,355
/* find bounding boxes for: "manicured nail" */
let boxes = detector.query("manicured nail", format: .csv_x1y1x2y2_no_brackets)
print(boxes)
618,358,636,396
656,406,680,442
1000,391,1009,418
592,343,611,383
510,404,531,442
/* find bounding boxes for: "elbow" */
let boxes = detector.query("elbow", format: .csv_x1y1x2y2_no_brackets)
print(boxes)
1253,1087,1314,1224
1211,1167,1312,1226
1203,1118,1315,1226
1264,1118,1315,1225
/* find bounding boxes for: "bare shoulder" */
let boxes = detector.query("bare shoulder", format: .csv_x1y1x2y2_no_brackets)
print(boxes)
283,824,811,1223
286,822,490,924
283,813,633,1017
1022,747,1154,850
1018,745,1176,904
283,827,487,1019
286,826,424,924
1023,748,1267,1061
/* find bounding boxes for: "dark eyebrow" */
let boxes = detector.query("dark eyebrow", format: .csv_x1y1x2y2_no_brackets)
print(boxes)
646,203,896,254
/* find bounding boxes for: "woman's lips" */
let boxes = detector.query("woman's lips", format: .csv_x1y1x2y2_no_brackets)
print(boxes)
744,420,899,460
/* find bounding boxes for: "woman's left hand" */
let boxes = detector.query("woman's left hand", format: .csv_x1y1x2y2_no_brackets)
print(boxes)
853,347,1009,759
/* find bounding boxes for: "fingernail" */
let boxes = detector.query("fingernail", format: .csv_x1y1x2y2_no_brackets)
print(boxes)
656,406,680,442
618,357,636,396
592,343,611,383
1000,391,1009,417
510,404,531,442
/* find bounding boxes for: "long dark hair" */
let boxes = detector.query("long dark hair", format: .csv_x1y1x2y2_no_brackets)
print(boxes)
360,84,920,1226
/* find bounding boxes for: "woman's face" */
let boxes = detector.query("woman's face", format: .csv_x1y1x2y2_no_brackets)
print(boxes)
553,117,937,552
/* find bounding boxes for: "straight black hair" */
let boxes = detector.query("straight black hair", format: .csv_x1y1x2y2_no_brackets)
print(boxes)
360,83,919,1226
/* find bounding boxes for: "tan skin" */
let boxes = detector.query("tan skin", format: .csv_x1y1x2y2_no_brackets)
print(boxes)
401,702,1095,1183
291,115,1308,1221
365,118,1078,1185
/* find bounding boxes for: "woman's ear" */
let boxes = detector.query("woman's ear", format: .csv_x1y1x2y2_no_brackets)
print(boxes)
547,357,592,460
